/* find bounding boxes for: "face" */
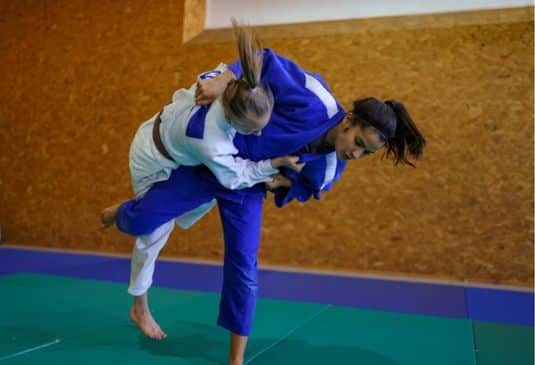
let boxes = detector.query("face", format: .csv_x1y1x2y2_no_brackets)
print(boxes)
334,114,385,161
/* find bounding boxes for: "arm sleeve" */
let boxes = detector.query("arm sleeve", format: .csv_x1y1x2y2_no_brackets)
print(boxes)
273,153,346,207
273,169,315,207
198,145,279,190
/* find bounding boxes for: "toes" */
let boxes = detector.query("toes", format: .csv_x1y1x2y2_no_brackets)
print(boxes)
155,327,166,340
131,312,167,340
148,324,164,340
146,327,159,339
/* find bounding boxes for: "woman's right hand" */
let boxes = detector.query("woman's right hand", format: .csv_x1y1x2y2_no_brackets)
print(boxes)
265,174,291,191
195,70,236,105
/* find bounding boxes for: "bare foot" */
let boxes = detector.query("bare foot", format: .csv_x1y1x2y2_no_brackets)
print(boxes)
100,204,120,228
129,304,167,340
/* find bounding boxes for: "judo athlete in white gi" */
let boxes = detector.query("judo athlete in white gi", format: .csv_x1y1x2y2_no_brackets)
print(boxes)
102,31,303,209
106,27,427,365
107,63,301,217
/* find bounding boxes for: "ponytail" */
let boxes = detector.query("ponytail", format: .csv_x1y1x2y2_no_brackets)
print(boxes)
351,97,426,167
222,19,273,127
231,18,262,89
384,100,426,167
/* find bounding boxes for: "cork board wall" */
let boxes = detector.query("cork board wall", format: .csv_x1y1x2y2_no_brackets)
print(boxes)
0,1,532,286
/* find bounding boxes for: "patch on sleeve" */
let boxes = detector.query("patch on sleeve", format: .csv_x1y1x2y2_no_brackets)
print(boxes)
198,70,222,80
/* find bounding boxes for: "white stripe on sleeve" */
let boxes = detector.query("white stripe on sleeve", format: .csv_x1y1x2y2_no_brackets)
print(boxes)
304,73,338,119
320,152,338,190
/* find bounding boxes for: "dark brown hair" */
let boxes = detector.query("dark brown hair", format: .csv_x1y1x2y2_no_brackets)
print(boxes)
351,97,426,167
221,19,274,129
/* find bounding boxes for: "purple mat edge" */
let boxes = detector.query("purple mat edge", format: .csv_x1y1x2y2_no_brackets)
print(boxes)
1,247,532,326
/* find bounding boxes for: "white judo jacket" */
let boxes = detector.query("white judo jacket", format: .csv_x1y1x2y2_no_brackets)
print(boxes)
128,64,277,228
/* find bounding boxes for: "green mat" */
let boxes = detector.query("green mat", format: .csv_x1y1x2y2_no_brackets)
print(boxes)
0,274,532,364
473,321,534,365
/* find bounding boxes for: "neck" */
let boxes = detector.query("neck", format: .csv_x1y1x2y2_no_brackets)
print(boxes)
324,123,339,148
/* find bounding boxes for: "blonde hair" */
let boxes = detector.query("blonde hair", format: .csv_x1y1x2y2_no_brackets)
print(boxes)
222,19,274,132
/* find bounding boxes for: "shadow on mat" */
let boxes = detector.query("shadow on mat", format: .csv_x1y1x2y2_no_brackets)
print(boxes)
137,320,398,365
137,320,225,364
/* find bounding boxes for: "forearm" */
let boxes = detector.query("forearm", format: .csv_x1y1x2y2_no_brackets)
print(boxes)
270,157,284,169
204,154,278,190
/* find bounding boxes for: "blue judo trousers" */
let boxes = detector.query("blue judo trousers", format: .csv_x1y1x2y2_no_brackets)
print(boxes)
115,49,347,336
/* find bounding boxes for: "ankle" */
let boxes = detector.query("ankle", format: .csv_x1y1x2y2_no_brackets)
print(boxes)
229,354,244,365
133,295,149,311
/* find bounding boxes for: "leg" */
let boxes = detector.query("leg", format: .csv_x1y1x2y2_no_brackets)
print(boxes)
115,166,215,236
230,333,248,365
128,220,175,339
215,192,264,365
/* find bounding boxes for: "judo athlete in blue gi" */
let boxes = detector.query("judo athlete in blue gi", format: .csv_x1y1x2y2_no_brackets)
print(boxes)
107,26,426,365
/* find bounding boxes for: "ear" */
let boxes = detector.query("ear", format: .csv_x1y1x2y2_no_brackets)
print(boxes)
343,112,353,126
342,112,353,132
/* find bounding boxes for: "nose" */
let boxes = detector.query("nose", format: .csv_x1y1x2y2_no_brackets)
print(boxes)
254,129,262,136
351,149,362,159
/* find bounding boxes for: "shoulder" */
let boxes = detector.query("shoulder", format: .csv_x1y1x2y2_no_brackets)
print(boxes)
188,124,236,159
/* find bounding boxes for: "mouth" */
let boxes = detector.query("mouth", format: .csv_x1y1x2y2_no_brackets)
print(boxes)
345,152,352,160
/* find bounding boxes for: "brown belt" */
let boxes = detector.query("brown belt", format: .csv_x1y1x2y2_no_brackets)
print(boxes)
152,111,175,162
